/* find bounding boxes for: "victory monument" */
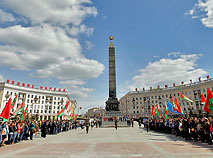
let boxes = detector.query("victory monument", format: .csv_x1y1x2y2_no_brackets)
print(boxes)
105,36,121,117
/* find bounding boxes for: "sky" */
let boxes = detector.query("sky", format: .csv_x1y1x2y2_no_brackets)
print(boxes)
0,0,213,113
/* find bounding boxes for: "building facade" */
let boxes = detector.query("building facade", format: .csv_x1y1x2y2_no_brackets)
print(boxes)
119,78,213,118
0,80,77,121
85,107,105,118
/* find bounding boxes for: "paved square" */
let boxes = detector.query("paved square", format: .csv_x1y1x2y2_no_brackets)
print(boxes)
0,125,213,158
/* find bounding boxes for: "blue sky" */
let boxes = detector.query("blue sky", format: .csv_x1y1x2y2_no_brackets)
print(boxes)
0,0,213,112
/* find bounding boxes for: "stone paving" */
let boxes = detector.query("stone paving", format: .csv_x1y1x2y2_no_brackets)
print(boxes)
0,125,213,158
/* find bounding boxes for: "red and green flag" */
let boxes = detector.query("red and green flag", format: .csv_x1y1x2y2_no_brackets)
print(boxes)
201,93,206,105
67,106,72,114
155,105,161,118
180,93,194,103
172,97,178,112
204,88,213,113
65,100,70,110
152,106,156,116
163,103,168,119
57,107,65,118
21,105,28,123
0,98,12,120
11,94,18,109
13,100,25,116
175,98,183,114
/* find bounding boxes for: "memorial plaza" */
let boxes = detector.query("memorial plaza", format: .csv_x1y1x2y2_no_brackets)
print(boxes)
0,124,213,158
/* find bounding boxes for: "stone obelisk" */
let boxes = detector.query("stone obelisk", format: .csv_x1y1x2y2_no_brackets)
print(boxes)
105,36,120,115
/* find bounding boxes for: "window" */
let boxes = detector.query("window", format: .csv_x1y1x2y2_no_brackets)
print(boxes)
55,97,56,100
166,95,168,98
137,106,139,109
155,100,157,103
162,95,164,98
137,111,139,113
31,100,33,103
140,97,142,100
136,98,138,100
133,107,135,109
203,89,206,92
178,93,180,96
42,96,44,99
152,101,154,103
151,96,153,99
31,95,33,98
174,93,176,97
155,96,157,99
134,111,135,114
42,101,44,104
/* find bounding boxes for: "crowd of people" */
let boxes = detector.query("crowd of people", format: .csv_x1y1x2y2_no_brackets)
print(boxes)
143,117,213,145
0,119,84,147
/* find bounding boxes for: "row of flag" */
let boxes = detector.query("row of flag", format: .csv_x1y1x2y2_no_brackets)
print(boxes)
0,94,78,122
152,89,213,119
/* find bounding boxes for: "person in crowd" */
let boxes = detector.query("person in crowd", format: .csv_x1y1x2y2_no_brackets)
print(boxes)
24,122,29,140
115,118,118,130
41,121,47,138
1,121,8,146
29,121,35,140
85,119,90,134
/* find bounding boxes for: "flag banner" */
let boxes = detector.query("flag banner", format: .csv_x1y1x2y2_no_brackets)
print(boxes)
65,100,70,110
155,105,161,118
57,107,65,118
168,102,174,112
172,97,178,112
13,100,25,116
21,105,28,123
180,93,194,103
201,93,206,105
175,98,183,114
204,88,213,113
11,94,18,109
152,106,156,116
0,98,12,120
67,107,72,114
163,103,168,119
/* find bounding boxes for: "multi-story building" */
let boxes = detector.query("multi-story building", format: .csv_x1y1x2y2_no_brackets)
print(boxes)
85,107,105,118
119,77,213,118
0,80,77,121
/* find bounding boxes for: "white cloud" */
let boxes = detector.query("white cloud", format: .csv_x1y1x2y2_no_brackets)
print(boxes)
85,41,95,50
0,9,15,23
189,0,213,28
1,0,97,26
59,79,95,99
0,74,4,81
67,24,94,36
0,0,104,101
128,53,208,90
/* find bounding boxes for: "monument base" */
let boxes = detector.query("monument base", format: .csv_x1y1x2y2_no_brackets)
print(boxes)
102,111,127,128
105,111,122,117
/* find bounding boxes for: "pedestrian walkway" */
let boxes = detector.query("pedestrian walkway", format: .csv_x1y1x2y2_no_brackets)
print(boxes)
0,125,213,158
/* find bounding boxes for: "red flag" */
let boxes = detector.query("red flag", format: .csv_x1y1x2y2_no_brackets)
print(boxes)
204,88,213,113
21,105,28,123
201,94,206,105
0,98,12,120
175,98,183,114
11,94,18,109
152,106,156,116
155,104,161,117
67,107,72,113
65,100,70,110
